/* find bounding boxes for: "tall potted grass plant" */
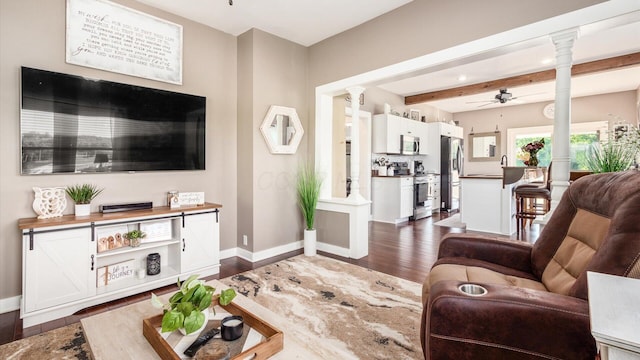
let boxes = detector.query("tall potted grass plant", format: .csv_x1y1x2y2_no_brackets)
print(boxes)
586,125,638,173
297,165,322,256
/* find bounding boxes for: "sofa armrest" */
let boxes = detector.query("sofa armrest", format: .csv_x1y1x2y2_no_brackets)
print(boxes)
437,233,533,273
423,281,596,360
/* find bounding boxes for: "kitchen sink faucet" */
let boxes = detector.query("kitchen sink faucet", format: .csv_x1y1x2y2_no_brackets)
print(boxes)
500,155,508,166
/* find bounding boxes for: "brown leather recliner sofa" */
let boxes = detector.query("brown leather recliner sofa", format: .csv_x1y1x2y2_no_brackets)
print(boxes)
421,171,640,360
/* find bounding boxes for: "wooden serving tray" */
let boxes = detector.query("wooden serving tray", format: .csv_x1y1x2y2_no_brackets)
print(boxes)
143,300,283,360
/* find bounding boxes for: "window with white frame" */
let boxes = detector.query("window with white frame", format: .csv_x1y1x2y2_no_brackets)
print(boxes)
506,121,608,170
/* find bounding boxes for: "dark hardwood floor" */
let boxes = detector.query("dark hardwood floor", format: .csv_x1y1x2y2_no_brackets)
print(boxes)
0,212,540,346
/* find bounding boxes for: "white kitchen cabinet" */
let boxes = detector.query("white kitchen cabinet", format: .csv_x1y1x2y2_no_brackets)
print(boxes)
18,203,221,327
400,179,414,218
23,227,95,313
432,175,441,213
181,212,220,274
373,114,428,154
373,114,401,153
372,176,414,223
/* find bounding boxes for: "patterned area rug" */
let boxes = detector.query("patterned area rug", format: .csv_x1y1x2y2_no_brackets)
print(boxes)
0,323,92,360
221,255,424,359
433,214,466,228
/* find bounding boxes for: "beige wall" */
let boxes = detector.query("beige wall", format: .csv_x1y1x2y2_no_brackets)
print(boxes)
237,29,309,253
0,0,238,300
454,91,638,175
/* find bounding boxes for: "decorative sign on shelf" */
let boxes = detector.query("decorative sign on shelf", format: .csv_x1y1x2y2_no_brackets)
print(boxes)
96,259,135,287
178,192,205,206
66,0,183,84
140,220,172,243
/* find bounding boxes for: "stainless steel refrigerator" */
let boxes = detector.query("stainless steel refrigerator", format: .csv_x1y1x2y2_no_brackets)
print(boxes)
440,136,463,212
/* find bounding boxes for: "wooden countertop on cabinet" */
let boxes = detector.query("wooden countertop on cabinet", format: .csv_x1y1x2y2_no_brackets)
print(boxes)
18,202,223,230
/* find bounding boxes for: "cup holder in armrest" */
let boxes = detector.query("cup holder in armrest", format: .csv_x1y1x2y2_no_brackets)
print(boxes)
458,284,487,296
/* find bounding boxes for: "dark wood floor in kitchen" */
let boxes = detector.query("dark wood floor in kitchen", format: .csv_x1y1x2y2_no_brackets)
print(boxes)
0,212,540,346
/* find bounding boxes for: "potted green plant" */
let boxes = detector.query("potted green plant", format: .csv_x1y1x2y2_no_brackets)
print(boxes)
123,229,146,247
65,184,104,216
297,165,322,256
151,275,236,335
586,141,635,173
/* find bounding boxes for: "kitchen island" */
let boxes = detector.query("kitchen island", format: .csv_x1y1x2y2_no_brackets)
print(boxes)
460,174,519,235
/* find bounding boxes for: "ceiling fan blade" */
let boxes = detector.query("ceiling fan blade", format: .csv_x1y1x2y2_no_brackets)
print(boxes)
477,102,496,108
511,92,546,100
466,100,494,104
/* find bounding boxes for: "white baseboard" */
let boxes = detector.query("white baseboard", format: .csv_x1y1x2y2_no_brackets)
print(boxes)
238,241,304,263
219,247,237,260
317,242,351,258
221,240,351,264
0,295,21,314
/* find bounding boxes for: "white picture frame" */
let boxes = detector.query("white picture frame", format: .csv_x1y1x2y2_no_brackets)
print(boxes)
66,0,183,84
140,220,172,243
409,109,421,121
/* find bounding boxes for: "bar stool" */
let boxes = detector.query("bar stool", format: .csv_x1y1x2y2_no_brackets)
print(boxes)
515,164,551,238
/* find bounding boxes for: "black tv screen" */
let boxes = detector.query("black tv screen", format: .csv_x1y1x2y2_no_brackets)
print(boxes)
20,67,205,175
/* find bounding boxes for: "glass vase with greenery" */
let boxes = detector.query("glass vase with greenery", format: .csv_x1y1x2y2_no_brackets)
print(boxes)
123,230,146,247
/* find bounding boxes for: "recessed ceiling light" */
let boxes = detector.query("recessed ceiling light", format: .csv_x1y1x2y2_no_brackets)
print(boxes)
457,75,467,82
541,58,553,65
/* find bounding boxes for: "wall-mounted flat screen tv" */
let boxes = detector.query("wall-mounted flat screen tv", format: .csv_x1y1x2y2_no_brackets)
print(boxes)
20,67,205,175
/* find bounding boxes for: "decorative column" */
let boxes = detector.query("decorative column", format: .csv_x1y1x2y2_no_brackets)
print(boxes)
548,29,579,217
346,86,366,202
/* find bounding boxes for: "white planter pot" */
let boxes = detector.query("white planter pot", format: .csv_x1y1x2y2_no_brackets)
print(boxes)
304,229,317,256
75,204,91,217
179,309,209,336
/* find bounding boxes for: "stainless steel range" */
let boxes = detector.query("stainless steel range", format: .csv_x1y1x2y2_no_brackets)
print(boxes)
412,173,435,220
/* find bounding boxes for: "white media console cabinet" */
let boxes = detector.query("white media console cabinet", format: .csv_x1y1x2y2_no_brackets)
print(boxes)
18,203,221,327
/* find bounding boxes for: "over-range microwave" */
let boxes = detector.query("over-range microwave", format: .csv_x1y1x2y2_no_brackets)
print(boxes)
401,135,420,155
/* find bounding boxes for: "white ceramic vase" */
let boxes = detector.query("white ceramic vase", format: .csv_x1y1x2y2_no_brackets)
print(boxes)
179,309,209,336
75,204,91,216
304,229,317,256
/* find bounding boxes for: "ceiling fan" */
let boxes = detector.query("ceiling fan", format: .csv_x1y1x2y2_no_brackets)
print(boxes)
467,88,536,107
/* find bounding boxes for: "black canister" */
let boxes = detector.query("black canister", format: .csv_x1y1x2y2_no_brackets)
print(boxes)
146,253,161,275
221,315,244,341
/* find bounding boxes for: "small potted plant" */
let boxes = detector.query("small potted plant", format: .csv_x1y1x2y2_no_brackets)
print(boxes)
151,275,236,335
65,184,104,216
123,229,146,247
297,165,322,256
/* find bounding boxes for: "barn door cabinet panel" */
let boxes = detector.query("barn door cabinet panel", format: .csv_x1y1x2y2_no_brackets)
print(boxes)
23,227,95,313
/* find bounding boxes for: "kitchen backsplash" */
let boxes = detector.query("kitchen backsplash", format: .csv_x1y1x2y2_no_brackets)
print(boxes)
372,153,427,168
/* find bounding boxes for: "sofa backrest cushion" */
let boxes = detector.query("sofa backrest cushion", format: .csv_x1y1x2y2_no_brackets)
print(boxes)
541,209,610,295
531,171,640,300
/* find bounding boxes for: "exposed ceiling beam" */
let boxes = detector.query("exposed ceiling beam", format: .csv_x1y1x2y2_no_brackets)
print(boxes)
404,52,640,105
